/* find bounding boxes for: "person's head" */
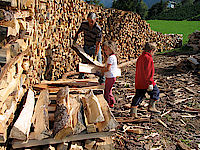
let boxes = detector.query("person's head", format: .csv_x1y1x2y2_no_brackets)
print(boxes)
102,40,117,56
144,42,157,55
87,12,96,27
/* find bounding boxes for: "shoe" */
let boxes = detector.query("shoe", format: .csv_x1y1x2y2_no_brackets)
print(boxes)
148,99,161,114
130,107,139,118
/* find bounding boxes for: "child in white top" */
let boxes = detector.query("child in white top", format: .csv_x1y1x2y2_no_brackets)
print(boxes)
100,40,121,108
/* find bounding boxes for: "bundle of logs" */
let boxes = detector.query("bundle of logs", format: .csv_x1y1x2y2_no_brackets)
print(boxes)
8,81,118,149
187,31,200,51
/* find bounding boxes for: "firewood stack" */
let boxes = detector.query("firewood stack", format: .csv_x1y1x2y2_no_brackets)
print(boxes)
188,31,200,51
1,0,183,82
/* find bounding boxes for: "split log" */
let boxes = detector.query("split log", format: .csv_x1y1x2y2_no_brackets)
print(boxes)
53,86,73,140
81,90,104,124
53,87,85,140
10,89,35,141
29,90,51,140
96,94,119,132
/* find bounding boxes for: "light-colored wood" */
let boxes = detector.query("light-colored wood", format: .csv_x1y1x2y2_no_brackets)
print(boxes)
10,89,35,141
96,94,119,132
29,90,50,140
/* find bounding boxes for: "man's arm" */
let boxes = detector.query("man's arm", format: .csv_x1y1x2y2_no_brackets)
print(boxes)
95,41,101,56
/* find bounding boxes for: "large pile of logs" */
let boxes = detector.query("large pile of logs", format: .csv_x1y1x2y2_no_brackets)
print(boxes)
8,80,118,149
188,31,200,51
0,0,182,82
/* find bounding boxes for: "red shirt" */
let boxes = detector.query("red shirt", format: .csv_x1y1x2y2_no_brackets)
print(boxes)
135,51,156,89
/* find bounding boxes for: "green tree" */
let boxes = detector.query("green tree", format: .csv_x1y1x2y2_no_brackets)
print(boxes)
181,0,194,5
85,0,104,7
112,0,138,12
136,0,148,19
147,0,168,19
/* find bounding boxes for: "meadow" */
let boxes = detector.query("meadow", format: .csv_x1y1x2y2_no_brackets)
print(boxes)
146,20,200,45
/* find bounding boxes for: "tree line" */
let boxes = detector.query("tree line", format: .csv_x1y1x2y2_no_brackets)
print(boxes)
87,0,200,20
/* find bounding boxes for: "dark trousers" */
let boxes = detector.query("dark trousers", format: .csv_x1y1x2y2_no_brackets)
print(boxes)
131,85,160,106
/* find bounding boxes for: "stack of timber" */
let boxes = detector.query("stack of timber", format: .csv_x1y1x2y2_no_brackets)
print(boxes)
9,79,118,149
1,0,183,81
188,31,200,51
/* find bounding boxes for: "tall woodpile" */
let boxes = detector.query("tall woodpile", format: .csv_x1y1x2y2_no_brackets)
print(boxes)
0,0,182,82
188,31,200,51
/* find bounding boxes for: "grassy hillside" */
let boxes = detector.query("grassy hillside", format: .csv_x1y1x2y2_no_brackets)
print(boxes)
147,20,200,44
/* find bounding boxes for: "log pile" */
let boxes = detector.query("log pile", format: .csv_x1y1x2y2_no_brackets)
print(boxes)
0,0,182,81
9,79,118,149
187,31,200,51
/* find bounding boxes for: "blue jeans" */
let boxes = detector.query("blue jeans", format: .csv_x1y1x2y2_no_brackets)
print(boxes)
131,85,160,106
79,45,105,83
83,45,102,63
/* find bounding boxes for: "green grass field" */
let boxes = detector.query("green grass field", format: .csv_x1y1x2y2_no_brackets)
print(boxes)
146,20,200,45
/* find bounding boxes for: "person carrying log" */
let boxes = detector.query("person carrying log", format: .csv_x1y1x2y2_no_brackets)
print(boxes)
130,42,160,118
73,12,105,84
100,40,121,108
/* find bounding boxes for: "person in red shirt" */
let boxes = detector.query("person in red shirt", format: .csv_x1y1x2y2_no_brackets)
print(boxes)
130,42,160,118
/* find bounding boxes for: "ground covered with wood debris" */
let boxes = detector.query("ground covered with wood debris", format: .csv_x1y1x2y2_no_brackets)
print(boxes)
112,48,200,150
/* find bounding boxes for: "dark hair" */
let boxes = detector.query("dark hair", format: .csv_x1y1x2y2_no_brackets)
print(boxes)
144,42,157,51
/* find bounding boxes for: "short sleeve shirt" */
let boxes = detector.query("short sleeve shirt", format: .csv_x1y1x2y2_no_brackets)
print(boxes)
105,55,121,78
77,21,102,47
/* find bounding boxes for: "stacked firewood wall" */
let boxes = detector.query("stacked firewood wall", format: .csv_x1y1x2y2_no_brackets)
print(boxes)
0,0,183,82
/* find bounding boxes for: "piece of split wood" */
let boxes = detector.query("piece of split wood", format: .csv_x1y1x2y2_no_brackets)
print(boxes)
161,109,172,117
156,118,168,128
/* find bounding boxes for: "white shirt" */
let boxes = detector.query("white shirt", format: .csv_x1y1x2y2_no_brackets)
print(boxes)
104,54,121,78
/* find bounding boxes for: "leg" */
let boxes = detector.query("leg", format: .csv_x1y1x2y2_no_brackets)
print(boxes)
104,78,116,107
147,85,160,114
97,47,105,84
130,89,146,118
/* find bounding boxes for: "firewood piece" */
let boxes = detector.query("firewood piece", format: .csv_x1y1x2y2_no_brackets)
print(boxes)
53,87,73,140
29,90,51,140
0,96,16,143
81,90,104,124
72,43,104,67
156,118,168,128
78,63,100,74
115,117,150,123
126,128,143,134
10,89,35,140
96,94,119,132
176,140,191,150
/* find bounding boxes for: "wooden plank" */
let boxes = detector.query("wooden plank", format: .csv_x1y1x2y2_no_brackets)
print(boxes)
71,44,104,67
115,117,150,123
12,132,114,149
33,84,105,92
